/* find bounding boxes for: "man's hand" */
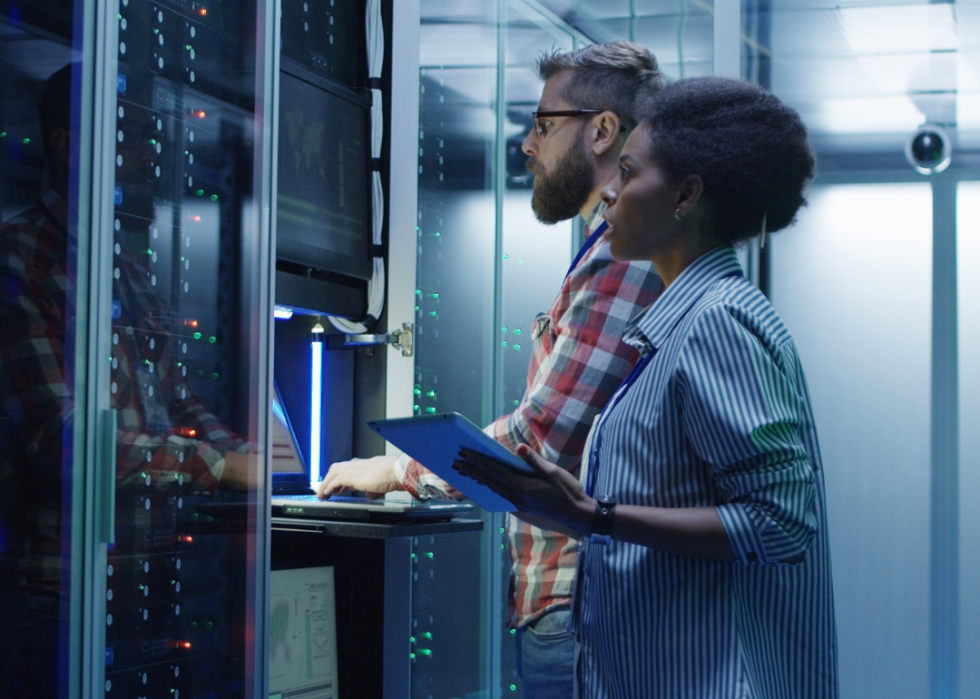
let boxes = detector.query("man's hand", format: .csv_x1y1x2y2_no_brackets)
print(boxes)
220,451,255,491
315,454,404,500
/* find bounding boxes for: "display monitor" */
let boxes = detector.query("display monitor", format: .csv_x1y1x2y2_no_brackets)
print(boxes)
268,566,340,699
277,62,372,280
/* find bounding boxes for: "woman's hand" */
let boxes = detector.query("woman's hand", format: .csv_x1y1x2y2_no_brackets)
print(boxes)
453,444,594,536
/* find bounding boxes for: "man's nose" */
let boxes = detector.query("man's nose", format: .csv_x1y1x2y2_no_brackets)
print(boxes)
522,128,537,157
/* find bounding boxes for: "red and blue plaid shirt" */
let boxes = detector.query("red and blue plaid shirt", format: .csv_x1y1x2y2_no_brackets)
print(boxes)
397,224,662,626
0,191,248,594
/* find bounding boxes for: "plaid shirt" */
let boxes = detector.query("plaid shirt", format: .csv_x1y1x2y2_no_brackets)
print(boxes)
397,223,662,626
0,191,247,594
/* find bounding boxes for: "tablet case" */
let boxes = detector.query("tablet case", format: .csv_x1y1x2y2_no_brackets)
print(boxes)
366,412,535,512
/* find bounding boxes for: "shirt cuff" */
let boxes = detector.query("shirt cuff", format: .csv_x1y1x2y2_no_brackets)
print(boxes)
716,503,768,566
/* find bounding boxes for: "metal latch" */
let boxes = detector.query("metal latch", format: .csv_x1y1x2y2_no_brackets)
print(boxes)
327,322,414,357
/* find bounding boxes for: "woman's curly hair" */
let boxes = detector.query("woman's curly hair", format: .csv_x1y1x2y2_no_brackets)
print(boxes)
638,77,815,243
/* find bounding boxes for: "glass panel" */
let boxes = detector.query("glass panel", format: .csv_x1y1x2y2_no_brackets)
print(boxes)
958,180,980,699
769,183,933,699
104,1,265,697
0,4,85,696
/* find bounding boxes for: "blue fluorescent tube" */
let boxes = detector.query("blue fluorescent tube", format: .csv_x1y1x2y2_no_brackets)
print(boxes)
310,332,323,487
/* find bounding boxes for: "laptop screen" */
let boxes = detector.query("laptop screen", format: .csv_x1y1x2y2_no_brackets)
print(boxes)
272,383,314,493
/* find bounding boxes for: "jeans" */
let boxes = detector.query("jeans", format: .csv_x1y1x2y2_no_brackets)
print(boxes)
516,606,575,699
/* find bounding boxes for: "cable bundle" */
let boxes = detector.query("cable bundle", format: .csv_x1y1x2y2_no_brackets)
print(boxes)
330,0,385,334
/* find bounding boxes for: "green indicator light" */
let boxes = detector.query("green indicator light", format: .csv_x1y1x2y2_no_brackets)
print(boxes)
518,258,525,264
499,527,505,534
211,372,219,380
430,311,437,317
206,621,214,629
515,329,522,335
410,653,416,659
196,370,204,377
150,139,157,145
410,636,416,643
196,189,204,196
501,341,507,347
413,404,419,411
426,390,435,398
411,553,416,559
210,194,218,201
432,293,439,298
423,631,432,639
415,289,421,295
21,138,30,144
420,649,431,656
509,628,516,635
500,543,506,550
191,621,198,629
510,684,517,691
501,327,508,333
514,345,521,351
425,407,436,414
414,387,421,395
185,150,189,155
512,400,520,407
414,306,420,312
192,512,199,520
0,132,6,138
434,232,441,237
186,44,192,50
193,332,202,340
141,472,147,478
503,254,509,260
118,13,122,18
426,551,433,559
208,335,216,343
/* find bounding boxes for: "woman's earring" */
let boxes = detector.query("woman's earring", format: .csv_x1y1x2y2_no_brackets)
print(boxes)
675,210,683,222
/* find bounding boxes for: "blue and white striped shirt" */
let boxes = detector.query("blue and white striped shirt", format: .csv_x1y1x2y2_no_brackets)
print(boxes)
577,245,838,699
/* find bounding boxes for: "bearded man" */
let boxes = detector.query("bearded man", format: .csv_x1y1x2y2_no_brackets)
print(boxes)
317,42,665,698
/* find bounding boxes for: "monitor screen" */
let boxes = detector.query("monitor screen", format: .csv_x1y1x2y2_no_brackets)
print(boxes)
277,65,372,280
269,566,340,699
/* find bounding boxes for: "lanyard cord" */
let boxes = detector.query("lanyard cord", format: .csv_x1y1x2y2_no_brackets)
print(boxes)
583,347,655,497
564,220,607,283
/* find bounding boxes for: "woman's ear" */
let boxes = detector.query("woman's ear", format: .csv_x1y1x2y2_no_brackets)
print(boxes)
589,111,623,157
674,174,704,219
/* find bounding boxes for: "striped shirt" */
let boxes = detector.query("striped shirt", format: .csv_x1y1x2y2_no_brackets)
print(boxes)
577,245,838,698
397,222,662,626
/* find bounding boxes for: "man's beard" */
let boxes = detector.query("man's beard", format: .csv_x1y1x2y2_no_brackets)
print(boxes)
528,135,594,225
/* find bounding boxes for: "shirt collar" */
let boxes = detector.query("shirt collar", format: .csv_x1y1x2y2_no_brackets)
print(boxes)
625,245,744,352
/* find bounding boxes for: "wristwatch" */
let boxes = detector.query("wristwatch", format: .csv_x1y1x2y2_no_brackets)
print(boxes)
589,495,616,545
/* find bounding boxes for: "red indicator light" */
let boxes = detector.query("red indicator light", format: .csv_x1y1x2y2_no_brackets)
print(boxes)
181,536,194,544
191,215,201,222
174,426,197,437
192,110,206,119
199,8,207,16
181,641,192,649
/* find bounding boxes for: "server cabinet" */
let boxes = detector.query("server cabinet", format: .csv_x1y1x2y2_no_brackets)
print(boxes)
0,0,275,696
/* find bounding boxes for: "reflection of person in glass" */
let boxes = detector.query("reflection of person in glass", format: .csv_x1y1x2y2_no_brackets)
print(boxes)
0,65,250,697
455,78,839,697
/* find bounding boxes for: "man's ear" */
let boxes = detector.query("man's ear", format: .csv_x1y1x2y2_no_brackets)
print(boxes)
674,174,705,218
588,111,622,157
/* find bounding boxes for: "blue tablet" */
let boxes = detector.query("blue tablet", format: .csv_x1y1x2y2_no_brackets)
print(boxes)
366,412,535,512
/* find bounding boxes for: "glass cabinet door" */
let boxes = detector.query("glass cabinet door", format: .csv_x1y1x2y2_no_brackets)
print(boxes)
101,1,271,697
0,4,90,697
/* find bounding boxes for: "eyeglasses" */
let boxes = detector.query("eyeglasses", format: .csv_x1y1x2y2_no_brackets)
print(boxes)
531,109,603,137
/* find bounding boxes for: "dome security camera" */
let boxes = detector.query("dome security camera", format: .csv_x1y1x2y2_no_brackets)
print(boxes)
905,124,951,175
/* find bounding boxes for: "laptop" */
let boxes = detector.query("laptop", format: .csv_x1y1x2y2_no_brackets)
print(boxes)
269,384,473,523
